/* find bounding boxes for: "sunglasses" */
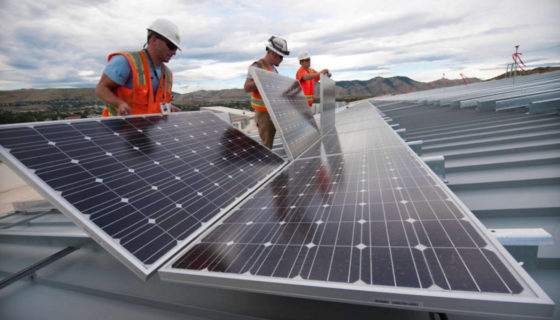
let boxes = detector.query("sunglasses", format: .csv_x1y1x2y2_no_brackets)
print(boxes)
156,35,178,51
301,59,310,62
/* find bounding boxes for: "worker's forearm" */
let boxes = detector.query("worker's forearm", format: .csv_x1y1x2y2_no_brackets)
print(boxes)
95,85,125,107
301,73,319,81
244,79,257,92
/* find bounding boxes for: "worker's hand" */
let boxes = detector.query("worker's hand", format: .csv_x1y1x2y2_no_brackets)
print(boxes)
170,105,181,112
117,102,131,116
320,69,329,75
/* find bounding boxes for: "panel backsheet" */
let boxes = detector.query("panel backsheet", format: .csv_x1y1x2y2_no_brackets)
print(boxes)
319,74,336,135
0,111,285,277
250,68,321,160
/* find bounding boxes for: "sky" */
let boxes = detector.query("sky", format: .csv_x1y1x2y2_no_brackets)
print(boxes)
0,0,559,94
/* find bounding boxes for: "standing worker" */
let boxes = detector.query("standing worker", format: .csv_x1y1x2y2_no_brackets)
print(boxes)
95,18,182,116
244,36,290,149
295,51,331,107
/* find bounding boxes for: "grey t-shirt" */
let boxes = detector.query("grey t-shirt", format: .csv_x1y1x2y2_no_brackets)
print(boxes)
246,60,278,80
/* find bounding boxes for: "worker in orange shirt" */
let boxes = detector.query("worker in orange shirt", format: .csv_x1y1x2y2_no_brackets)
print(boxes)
295,51,332,107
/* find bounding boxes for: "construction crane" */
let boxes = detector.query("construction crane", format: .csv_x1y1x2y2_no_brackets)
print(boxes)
460,73,468,85
506,45,527,84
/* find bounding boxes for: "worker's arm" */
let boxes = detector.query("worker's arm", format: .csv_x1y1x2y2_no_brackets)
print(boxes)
244,77,257,93
301,69,331,81
95,73,131,115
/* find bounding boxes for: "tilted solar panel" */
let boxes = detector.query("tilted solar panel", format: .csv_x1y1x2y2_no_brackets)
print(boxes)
160,103,554,318
0,111,286,278
300,102,402,158
250,67,321,160
319,73,336,135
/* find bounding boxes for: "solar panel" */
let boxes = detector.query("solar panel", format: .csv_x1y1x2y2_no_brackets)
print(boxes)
160,103,553,318
319,74,336,135
250,67,321,160
0,111,286,278
300,104,403,158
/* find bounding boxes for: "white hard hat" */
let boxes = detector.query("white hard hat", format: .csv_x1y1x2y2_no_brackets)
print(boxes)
266,36,289,57
298,51,310,61
147,18,182,51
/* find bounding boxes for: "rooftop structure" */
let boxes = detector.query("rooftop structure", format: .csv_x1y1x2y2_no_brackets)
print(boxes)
1,71,559,319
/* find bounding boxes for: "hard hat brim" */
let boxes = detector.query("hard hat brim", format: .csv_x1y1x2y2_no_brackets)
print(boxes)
147,28,182,51
168,38,182,51
266,44,288,57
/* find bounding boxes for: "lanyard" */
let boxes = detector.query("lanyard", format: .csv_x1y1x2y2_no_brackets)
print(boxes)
143,49,166,103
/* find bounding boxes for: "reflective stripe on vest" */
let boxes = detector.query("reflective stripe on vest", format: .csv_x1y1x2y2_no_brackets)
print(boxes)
297,67,316,107
304,94,313,106
102,51,173,117
251,59,273,112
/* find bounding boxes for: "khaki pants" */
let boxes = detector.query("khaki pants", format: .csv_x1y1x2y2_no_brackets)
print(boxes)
255,110,276,149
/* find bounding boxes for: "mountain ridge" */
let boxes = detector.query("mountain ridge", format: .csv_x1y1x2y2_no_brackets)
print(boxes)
172,76,481,105
4,66,558,107
0,75,480,106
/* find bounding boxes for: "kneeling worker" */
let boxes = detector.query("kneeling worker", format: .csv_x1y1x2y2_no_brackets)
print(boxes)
295,51,331,107
95,18,182,116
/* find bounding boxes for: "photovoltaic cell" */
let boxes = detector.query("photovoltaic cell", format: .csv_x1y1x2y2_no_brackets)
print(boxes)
161,103,553,318
250,68,321,160
0,111,286,278
168,150,521,290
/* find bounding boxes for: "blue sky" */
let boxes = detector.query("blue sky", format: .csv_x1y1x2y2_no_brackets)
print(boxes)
0,0,559,93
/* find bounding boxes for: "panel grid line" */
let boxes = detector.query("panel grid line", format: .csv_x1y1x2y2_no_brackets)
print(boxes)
388,152,425,288
0,111,285,278
396,149,483,292
397,149,515,293
18,120,180,263
160,100,552,319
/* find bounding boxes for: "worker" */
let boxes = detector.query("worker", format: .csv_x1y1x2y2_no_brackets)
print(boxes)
244,36,290,149
95,18,182,116
295,51,331,107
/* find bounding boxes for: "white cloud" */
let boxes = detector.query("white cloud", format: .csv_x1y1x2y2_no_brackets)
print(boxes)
174,60,251,82
0,0,558,91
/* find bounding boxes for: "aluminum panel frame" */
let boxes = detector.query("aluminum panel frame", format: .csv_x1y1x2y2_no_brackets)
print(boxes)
250,68,321,160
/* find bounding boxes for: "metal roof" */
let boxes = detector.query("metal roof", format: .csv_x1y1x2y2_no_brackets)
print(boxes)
1,71,559,319
371,71,560,262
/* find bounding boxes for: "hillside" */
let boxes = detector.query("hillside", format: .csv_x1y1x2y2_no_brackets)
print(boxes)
3,66,559,110
173,88,248,105
0,88,98,104
173,76,481,105
488,66,560,81
333,76,479,99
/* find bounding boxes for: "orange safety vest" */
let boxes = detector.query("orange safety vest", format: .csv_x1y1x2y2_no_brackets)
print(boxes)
102,50,173,117
296,67,318,107
250,59,275,112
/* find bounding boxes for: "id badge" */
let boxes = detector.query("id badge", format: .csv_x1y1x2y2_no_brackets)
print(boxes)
160,103,172,114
